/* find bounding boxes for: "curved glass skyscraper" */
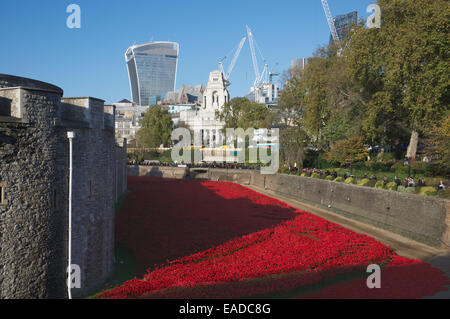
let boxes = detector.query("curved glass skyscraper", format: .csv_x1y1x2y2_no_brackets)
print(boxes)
125,42,179,106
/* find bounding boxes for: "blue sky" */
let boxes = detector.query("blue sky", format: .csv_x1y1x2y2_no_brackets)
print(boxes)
0,0,373,104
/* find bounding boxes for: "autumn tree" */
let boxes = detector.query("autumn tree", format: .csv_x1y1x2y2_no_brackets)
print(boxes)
347,0,449,159
326,137,369,167
422,115,450,174
136,105,173,148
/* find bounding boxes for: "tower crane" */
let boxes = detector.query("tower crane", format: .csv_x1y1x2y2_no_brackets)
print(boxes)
246,25,268,89
218,36,246,88
321,0,339,43
245,25,280,104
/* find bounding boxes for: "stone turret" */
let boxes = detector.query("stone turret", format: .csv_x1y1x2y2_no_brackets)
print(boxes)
202,70,229,111
0,74,127,298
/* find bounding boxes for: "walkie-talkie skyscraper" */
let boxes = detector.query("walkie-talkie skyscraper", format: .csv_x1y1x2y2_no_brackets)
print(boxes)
125,41,179,106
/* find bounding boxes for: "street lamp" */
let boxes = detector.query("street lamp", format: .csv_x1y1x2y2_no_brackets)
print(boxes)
404,157,411,177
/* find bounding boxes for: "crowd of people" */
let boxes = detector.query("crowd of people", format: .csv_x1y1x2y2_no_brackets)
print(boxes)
127,160,260,170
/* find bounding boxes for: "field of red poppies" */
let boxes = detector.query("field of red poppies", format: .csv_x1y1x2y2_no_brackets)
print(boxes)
96,176,449,299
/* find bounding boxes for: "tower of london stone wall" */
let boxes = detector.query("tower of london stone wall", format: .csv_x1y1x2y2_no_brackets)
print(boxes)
0,74,127,298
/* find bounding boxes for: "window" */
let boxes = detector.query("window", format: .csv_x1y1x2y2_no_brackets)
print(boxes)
0,182,7,205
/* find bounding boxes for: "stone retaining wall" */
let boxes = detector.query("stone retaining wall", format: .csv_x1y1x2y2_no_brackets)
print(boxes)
128,166,450,249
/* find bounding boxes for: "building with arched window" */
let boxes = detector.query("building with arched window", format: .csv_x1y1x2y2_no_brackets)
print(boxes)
179,70,229,149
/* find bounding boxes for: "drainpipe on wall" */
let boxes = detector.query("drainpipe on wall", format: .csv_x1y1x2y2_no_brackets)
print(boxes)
67,131,75,299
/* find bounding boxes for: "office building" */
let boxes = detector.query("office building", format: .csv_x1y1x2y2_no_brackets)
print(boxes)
330,11,358,43
125,41,179,106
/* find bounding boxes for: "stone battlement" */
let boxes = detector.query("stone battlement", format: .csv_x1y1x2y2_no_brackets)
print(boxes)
0,74,114,130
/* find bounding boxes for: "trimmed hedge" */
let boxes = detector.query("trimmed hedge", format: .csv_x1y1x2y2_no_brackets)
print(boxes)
344,177,356,184
386,182,398,191
298,171,444,198
375,181,385,189
357,178,371,187
418,187,438,197
398,186,416,193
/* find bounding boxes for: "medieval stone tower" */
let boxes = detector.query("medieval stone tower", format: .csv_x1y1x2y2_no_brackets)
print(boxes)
0,74,127,298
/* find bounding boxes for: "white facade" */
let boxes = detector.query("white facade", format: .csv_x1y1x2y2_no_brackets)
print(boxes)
180,70,229,149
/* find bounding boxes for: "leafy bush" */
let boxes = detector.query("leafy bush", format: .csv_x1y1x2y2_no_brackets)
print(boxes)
327,137,368,166
311,173,321,179
386,182,398,191
377,152,396,162
344,177,356,184
427,163,449,177
357,178,371,187
365,161,393,172
375,181,385,189
301,173,306,177
317,153,334,169
334,177,344,182
391,161,409,175
350,162,366,170
398,186,416,193
418,187,437,197
325,175,333,181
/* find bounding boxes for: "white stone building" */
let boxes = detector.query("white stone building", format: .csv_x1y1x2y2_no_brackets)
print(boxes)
179,70,229,148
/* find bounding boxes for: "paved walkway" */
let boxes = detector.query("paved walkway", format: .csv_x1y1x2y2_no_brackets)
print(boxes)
246,185,450,299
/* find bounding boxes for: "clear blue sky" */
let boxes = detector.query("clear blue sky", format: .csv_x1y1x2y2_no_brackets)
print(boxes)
0,0,373,104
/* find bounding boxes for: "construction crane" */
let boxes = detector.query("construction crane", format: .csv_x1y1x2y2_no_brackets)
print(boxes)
246,25,270,89
218,36,246,88
246,25,260,86
321,0,339,43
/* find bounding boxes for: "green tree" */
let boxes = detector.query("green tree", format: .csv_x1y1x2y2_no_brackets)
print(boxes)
281,44,365,152
215,97,275,130
347,0,449,159
278,68,306,127
327,137,369,166
423,115,450,173
280,126,308,168
136,105,173,148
